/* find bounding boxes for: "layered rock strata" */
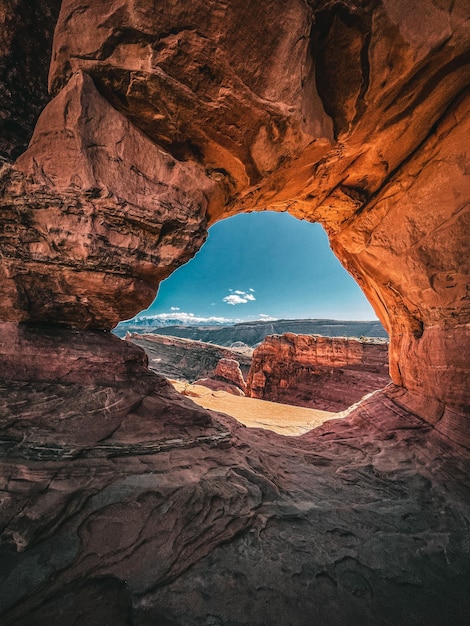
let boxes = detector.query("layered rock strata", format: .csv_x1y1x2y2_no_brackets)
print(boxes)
116,318,388,344
0,0,467,430
127,332,251,383
1,332,470,625
0,70,225,329
247,333,390,411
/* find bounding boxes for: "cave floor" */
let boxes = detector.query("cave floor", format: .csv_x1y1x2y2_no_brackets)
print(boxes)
1,369,470,626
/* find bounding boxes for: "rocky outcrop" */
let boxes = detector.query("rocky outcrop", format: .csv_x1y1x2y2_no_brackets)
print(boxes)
0,70,225,329
0,0,61,160
214,358,247,392
246,333,390,411
1,0,467,429
126,332,251,383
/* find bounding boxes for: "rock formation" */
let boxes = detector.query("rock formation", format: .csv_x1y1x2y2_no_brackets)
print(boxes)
127,332,251,383
1,0,469,623
0,0,62,160
1,333,470,625
1,0,467,429
211,357,247,394
247,333,390,411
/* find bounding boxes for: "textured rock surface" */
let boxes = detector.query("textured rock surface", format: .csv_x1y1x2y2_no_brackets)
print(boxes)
247,333,390,411
1,70,222,328
1,0,467,427
1,1,470,623
0,0,61,160
127,332,252,382
329,92,470,436
213,358,247,394
0,331,469,625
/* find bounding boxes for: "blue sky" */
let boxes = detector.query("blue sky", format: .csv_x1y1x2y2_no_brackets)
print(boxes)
140,211,377,323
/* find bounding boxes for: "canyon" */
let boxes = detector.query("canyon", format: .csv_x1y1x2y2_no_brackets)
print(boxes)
128,331,389,412
114,317,388,343
0,0,469,624
127,332,252,385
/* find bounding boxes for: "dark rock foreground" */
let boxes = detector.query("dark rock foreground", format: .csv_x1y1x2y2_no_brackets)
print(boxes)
0,327,469,625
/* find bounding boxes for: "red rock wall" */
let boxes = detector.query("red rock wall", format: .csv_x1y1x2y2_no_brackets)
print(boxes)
0,0,468,428
0,0,62,160
246,333,390,411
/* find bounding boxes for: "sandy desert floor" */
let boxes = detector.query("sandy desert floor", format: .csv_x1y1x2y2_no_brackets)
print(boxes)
171,380,340,435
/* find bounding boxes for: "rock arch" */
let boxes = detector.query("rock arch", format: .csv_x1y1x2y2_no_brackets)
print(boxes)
1,0,468,439
1,2,470,624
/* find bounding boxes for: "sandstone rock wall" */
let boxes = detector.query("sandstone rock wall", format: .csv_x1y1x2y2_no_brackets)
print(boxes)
1,327,469,625
0,0,467,431
246,333,390,411
0,0,61,160
212,357,247,394
1,1,470,623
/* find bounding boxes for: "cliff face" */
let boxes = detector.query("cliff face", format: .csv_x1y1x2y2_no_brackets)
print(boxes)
127,332,251,384
117,318,388,344
247,334,390,411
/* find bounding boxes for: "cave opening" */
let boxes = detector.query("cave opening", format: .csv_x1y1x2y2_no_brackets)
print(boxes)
134,211,379,323
117,211,390,434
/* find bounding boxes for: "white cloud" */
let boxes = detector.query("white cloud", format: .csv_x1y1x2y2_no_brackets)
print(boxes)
248,288,255,292
258,314,278,321
170,306,180,311
223,295,248,305
223,289,256,305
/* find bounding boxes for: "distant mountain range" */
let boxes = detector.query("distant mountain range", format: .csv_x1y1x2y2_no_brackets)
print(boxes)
113,315,230,336
114,317,387,347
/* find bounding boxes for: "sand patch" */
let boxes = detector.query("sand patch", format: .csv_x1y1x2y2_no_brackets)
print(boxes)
171,380,339,436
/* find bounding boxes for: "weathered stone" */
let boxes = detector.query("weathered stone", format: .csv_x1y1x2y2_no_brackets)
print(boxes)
0,1,470,623
126,332,252,382
246,333,390,411
1,0,467,429
0,333,469,625
0,0,61,160
191,377,246,397
1,71,222,329
213,357,247,394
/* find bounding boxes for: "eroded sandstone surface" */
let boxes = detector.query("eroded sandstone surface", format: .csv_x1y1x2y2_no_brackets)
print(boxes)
0,0,469,623
127,332,252,383
0,0,467,427
1,328,470,625
247,333,390,411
